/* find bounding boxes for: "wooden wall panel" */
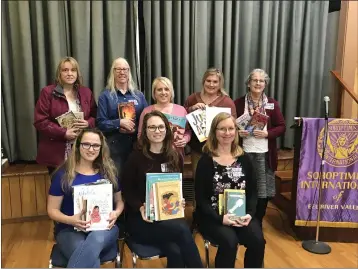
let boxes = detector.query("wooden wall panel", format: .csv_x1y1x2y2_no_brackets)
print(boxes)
1,177,12,219
20,176,37,217
35,175,47,215
9,177,22,218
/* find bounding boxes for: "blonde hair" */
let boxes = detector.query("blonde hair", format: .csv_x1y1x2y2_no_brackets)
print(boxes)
201,68,228,96
151,77,175,103
202,112,243,157
55,57,83,90
56,128,118,192
105,57,139,99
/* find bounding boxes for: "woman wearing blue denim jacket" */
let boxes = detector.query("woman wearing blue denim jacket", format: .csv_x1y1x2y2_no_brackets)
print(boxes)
97,58,148,170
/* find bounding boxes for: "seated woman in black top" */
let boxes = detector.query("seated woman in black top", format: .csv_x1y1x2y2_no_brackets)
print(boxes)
121,110,203,268
194,112,265,268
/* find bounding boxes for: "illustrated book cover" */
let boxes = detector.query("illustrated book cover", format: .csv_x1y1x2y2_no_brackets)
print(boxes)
55,111,77,128
235,113,252,130
186,109,207,142
118,102,136,121
245,111,269,134
163,113,187,143
224,189,246,220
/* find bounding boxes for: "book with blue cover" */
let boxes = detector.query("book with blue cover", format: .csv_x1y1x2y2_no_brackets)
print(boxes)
145,173,182,221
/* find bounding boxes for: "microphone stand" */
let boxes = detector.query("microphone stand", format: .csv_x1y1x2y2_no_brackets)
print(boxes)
302,112,331,254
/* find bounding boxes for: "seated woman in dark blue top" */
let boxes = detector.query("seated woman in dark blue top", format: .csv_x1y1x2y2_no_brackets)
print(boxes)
48,128,124,268
194,112,265,268
97,57,148,170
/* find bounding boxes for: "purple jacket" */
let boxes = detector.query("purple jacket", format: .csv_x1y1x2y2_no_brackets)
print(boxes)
234,96,286,171
34,84,97,167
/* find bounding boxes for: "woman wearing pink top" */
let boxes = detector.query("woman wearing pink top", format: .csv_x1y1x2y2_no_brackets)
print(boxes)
138,77,191,161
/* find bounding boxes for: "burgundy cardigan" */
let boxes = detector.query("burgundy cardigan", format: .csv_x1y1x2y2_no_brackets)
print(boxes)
34,84,97,167
234,96,286,171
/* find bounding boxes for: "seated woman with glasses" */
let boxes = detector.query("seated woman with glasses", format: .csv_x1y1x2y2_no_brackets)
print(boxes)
47,128,124,268
138,77,191,160
97,57,148,171
121,110,203,268
194,112,265,268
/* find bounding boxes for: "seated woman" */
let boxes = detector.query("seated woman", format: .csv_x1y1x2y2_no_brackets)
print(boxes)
194,112,265,268
47,128,124,268
121,110,203,268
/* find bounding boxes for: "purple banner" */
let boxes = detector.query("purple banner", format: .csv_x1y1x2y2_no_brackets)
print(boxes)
295,118,358,228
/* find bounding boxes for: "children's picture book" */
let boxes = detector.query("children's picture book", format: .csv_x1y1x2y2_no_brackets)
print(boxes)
73,111,84,120
163,113,187,143
153,180,184,221
145,173,183,221
55,111,77,128
186,109,207,142
205,106,232,136
118,102,136,121
73,180,113,231
235,113,252,130
224,189,246,221
245,111,269,134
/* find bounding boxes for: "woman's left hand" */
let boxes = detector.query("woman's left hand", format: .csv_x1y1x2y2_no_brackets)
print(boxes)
253,130,268,138
181,198,186,209
73,119,89,129
174,138,187,148
235,214,252,227
107,210,120,229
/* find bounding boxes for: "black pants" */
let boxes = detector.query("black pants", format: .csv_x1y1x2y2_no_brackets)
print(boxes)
106,133,135,172
126,213,203,268
198,217,265,268
256,198,269,228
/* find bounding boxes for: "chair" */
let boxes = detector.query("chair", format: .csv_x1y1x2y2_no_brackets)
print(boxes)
48,242,121,268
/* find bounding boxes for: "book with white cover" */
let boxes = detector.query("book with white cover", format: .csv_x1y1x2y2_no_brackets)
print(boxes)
205,106,231,136
186,109,207,142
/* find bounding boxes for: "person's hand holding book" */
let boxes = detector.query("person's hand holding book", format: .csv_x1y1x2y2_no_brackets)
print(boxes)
65,128,80,140
73,119,89,129
70,209,90,231
140,203,153,223
234,214,252,227
107,210,121,229
119,119,135,133
238,130,250,137
252,130,268,138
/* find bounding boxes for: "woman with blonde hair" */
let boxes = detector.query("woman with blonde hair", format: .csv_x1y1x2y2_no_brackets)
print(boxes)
194,112,265,268
184,68,237,177
47,128,124,268
138,77,191,159
97,57,148,170
34,56,97,175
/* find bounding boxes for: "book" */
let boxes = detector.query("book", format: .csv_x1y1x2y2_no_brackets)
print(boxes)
55,111,77,128
186,109,207,142
73,111,84,120
73,180,113,231
153,180,184,221
235,113,252,130
223,189,246,221
145,173,183,221
245,111,269,134
118,102,136,120
205,106,232,136
163,113,187,143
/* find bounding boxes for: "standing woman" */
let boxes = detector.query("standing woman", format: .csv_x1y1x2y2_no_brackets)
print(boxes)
47,128,124,268
195,112,264,268
138,77,191,159
121,110,203,268
97,57,148,170
34,57,97,175
234,69,286,228
184,68,237,177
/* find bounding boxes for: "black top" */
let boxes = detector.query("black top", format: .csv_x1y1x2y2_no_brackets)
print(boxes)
195,153,257,224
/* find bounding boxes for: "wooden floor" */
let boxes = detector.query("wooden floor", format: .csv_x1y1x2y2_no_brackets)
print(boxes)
2,202,357,268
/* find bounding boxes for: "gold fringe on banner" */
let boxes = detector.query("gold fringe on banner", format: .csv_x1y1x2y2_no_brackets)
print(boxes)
295,220,358,228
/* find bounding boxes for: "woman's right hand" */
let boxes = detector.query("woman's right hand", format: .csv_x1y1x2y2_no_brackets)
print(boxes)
120,119,135,132
238,130,250,138
140,203,153,223
190,102,206,112
223,214,243,227
65,128,80,140
70,210,91,231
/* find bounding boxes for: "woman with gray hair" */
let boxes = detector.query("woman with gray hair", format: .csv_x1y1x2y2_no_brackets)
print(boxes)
234,68,286,228
97,57,148,170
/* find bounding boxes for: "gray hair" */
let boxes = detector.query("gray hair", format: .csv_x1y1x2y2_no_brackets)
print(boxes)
245,68,270,87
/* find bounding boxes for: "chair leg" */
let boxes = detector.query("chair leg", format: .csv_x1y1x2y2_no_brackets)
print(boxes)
118,240,125,268
204,240,210,268
48,259,53,268
131,252,138,268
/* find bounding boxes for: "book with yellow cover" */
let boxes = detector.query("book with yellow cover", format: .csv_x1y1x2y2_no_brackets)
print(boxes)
55,111,77,128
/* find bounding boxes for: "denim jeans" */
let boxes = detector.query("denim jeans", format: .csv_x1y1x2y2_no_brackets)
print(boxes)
56,226,119,268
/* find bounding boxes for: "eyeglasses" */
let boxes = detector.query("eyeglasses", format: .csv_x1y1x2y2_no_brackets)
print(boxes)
114,67,129,73
147,125,166,132
251,79,265,84
80,143,101,151
216,127,237,133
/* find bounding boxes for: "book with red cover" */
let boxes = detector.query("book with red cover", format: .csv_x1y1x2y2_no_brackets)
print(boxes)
246,111,269,133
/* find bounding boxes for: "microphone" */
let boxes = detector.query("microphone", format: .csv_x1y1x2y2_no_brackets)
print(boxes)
323,96,330,119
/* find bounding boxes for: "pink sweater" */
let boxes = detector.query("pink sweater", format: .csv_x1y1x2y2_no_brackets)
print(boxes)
138,104,192,156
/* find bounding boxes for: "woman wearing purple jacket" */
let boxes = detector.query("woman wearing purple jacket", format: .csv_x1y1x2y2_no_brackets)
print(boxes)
234,69,286,228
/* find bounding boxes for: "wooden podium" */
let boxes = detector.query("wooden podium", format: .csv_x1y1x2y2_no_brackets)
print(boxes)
289,118,357,243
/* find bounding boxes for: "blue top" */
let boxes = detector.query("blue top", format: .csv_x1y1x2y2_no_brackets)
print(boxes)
49,168,121,234
96,88,148,134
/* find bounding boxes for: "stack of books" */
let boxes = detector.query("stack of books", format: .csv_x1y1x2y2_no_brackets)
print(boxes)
218,189,246,220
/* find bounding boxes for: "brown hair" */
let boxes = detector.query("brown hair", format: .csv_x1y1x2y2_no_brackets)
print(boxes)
55,56,83,90
201,68,228,96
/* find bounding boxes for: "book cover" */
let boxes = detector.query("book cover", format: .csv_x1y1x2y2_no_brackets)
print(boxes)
73,181,113,231
55,111,77,128
235,113,252,130
73,111,84,120
186,109,207,142
163,113,187,143
154,180,184,221
246,111,269,133
118,102,136,120
205,106,232,136
145,173,182,220
224,189,246,220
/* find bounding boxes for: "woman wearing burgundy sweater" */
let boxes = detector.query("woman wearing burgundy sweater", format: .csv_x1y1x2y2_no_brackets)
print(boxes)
234,69,286,228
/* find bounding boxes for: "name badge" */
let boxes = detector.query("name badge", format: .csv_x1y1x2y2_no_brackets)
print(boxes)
161,163,169,172
232,167,243,177
129,99,139,106
265,103,274,110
